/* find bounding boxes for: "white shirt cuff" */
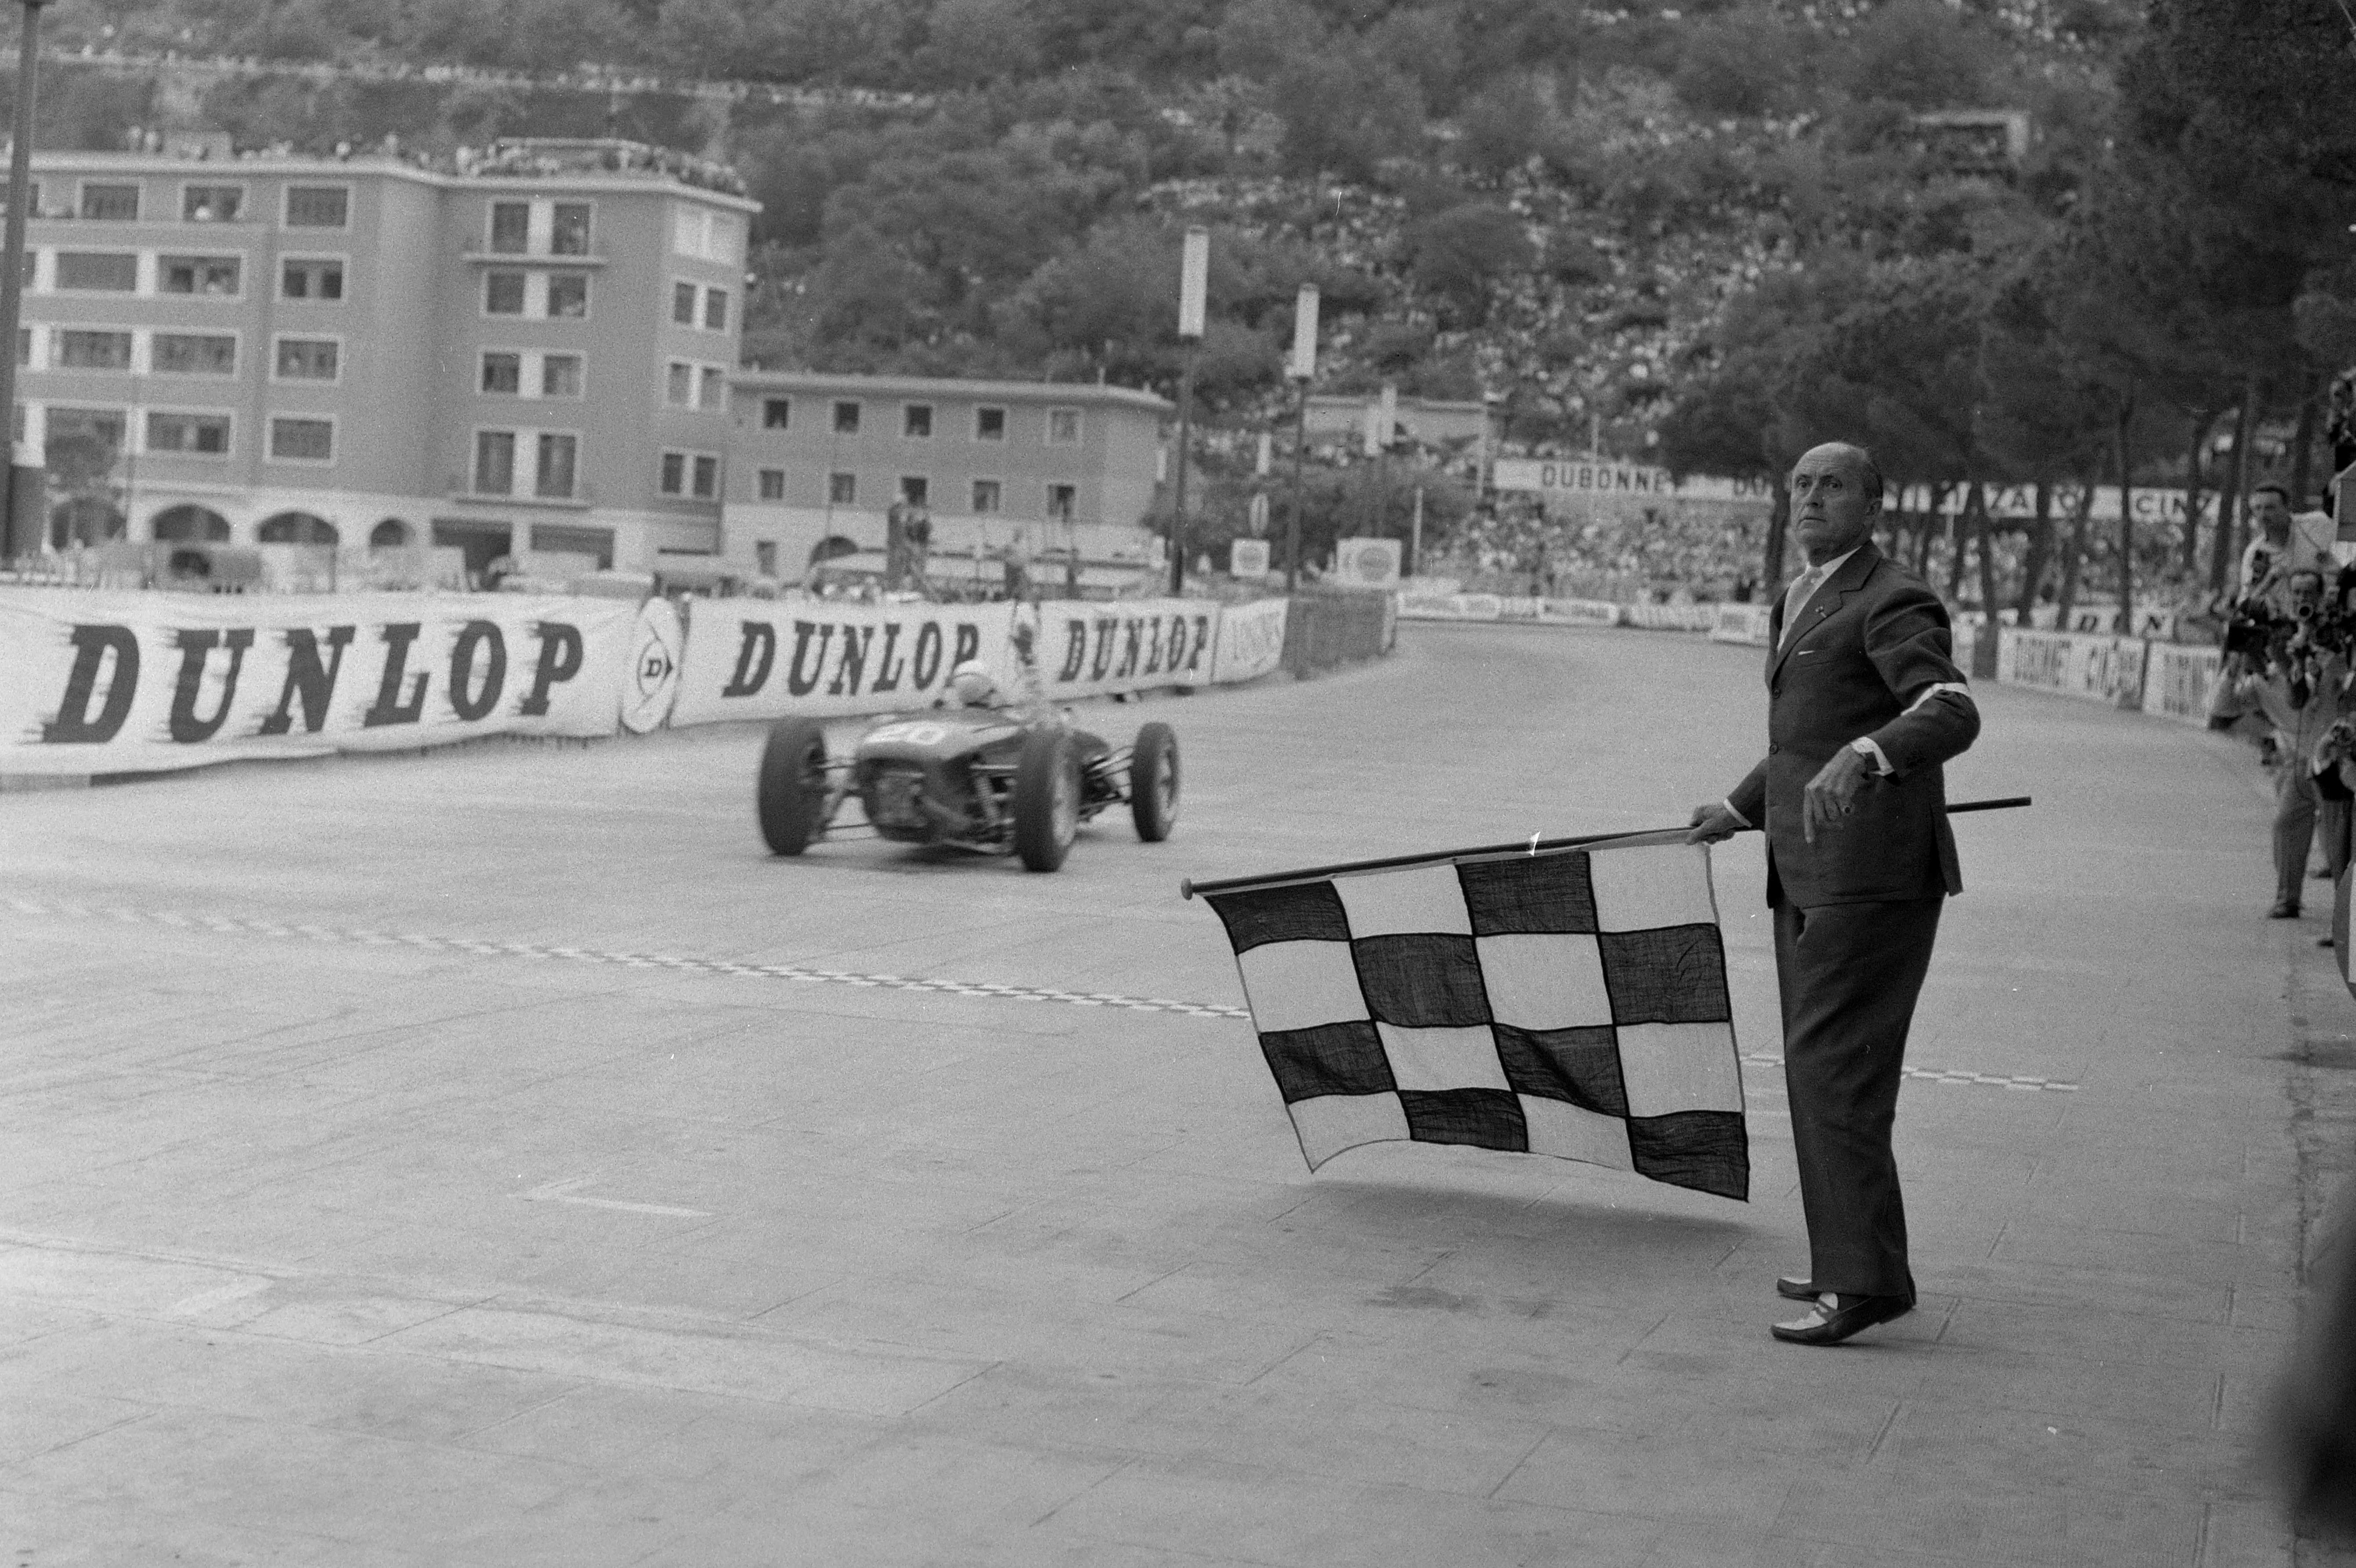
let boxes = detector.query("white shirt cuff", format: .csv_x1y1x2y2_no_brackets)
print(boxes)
1850,737,1894,776
1902,681,1974,716
1721,798,1751,829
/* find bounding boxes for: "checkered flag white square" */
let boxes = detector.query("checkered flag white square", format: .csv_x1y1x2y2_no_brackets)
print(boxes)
1203,839,1748,1199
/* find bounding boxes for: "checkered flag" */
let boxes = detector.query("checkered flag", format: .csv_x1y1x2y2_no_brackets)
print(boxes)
1202,836,1748,1200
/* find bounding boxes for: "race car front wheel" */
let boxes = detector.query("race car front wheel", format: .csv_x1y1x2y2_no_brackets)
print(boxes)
757,718,831,856
1130,722,1179,842
1013,729,1079,872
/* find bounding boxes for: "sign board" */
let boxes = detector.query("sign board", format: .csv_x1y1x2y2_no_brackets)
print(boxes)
1230,539,1271,578
1333,537,1401,589
1491,460,1774,505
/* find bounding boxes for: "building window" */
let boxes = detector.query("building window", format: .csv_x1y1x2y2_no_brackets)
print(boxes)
659,451,685,495
666,362,693,407
755,541,777,576
79,183,139,221
147,411,231,455
488,201,530,253
284,186,350,229
4,180,38,217
975,406,1006,440
1047,483,1077,520
547,273,589,319
692,455,718,498
971,479,1001,513
160,255,240,295
1047,408,1081,445
49,407,126,454
152,333,237,375
480,352,521,394
898,476,929,507
484,271,526,315
55,330,132,370
14,327,24,367
672,280,696,325
535,433,578,499
704,286,728,330
476,431,517,494
551,203,591,256
758,468,785,501
762,397,790,429
699,366,725,410
670,207,741,264
903,404,932,439
55,253,137,292
182,184,242,223
828,471,856,505
268,416,335,463
282,258,343,300
541,354,582,398
273,337,340,382
832,401,861,435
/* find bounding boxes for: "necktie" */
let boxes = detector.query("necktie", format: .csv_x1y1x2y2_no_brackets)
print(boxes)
1781,568,1822,642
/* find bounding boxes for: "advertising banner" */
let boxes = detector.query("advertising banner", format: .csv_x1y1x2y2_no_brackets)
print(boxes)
1208,598,1288,685
1997,628,2149,709
672,599,1022,726
0,590,634,775
1026,597,1220,700
2142,643,2224,725
669,596,1222,727
1544,599,1623,627
1709,604,1774,646
620,597,684,735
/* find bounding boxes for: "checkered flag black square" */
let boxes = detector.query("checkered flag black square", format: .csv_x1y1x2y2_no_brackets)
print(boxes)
1204,840,1748,1200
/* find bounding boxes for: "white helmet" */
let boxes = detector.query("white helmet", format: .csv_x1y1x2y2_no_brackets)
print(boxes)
948,660,996,706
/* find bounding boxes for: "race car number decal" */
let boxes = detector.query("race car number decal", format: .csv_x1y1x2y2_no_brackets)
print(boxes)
867,722,948,746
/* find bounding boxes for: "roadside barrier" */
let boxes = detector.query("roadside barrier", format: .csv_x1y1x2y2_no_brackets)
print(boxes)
0,589,1306,778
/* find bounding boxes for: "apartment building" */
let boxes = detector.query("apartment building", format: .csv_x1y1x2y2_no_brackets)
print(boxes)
722,372,1171,583
19,143,754,577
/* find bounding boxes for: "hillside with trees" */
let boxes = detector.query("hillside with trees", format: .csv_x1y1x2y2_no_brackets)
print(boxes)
3,0,2348,607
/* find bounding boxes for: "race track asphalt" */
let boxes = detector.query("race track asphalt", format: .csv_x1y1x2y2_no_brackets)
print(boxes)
0,618,2346,1567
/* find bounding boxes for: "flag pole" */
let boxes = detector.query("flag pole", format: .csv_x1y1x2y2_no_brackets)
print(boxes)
1178,796,2032,900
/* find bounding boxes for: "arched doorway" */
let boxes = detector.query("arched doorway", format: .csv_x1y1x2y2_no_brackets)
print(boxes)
151,504,232,542
370,518,412,549
48,498,125,549
257,512,338,545
808,535,859,570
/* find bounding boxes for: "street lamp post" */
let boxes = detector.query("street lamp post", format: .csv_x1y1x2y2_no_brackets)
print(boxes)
1283,284,1316,593
1168,226,1206,597
0,0,44,562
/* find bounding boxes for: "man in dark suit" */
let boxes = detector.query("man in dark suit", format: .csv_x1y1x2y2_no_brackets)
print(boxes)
1688,443,1980,1346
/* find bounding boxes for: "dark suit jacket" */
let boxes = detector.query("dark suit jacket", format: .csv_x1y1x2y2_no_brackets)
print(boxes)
1727,543,1979,909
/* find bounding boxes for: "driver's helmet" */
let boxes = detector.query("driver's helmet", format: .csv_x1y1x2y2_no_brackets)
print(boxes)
948,659,997,707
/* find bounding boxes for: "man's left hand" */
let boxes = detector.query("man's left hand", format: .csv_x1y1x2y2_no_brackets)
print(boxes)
1802,746,1871,844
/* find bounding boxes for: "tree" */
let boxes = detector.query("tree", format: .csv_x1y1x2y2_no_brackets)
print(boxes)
1400,203,1531,329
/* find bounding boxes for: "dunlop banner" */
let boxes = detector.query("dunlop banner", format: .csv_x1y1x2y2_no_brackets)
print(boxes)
0,590,635,775
1022,597,1219,701
1207,598,1288,685
671,600,1022,726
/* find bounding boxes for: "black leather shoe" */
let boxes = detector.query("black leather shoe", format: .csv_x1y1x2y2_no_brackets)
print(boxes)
1776,1275,1817,1301
2270,900,2302,919
1771,1293,1913,1345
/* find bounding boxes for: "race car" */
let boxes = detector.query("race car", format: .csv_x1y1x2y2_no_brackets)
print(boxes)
755,697,1179,872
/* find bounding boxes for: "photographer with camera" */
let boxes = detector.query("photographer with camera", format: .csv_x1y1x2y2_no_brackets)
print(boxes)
2240,484,2339,609
2212,567,2356,918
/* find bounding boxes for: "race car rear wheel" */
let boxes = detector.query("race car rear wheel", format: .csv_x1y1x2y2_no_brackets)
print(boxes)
757,719,832,856
1013,729,1080,872
1129,722,1179,842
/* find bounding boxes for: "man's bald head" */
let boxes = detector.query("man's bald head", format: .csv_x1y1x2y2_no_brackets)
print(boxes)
1789,443,1885,567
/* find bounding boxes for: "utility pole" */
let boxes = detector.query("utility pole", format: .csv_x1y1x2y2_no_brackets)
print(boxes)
0,0,45,562
1168,226,1206,596
1284,283,1316,592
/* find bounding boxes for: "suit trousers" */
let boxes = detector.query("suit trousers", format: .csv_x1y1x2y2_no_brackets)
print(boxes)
1773,895,1943,1301
2277,766,2323,908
